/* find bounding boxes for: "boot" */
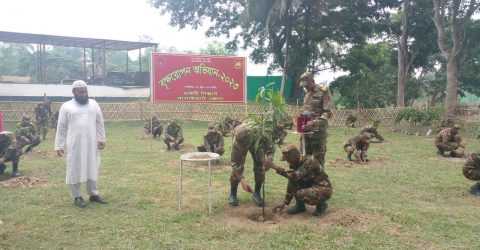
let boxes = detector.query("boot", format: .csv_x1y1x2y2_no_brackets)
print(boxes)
347,152,353,161
228,183,239,206
252,182,264,207
287,199,306,214
73,197,87,208
470,182,480,196
11,162,20,177
313,201,328,216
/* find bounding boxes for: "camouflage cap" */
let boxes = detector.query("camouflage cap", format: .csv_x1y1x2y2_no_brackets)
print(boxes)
299,71,314,87
281,144,301,161
207,122,215,130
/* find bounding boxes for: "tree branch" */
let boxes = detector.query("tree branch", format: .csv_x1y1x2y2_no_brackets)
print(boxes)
432,0,450,58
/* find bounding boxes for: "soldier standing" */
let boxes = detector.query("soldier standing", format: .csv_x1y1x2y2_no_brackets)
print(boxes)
228,122,275,207
463,153,480,196
16,116,41,154
360,120,384,143
264,144,332,216
0,131,22,177
197,123,225,155
344,134,370,162
435,125,465,158
299,71,332,166
34,103,50,140
164,120,184,150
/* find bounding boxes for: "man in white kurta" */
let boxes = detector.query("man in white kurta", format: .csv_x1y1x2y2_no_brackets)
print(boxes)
54,80,106,208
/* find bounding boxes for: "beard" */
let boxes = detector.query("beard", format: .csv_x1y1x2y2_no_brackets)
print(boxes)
74,95,89,105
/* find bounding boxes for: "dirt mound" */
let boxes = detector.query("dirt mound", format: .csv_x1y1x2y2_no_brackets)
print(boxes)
0,176,48,188
219,204,382,232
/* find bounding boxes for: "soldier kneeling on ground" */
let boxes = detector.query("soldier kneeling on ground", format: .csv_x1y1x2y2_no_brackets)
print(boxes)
360,120,384,143
345,113,357,128
0,131,22,177
164,120,184,150
144,116,163,139
344,133,370,163
16,115,41,154
264,144,332,217
463,153,480,196
197,123,225,155
435,124,465,158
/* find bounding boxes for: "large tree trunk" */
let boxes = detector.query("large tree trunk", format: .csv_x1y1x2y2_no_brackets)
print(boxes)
397,0,410,107
445,57,459,119
397,49,407,107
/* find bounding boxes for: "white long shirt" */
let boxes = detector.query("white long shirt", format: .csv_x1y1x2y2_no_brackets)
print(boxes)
54,99,106,184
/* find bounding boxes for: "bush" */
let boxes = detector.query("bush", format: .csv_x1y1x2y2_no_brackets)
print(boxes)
395,107,442,126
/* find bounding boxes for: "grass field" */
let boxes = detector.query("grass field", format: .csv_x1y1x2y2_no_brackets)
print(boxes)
1,121,480,249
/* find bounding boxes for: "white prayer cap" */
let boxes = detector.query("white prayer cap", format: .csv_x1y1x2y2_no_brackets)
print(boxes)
72,80,88,89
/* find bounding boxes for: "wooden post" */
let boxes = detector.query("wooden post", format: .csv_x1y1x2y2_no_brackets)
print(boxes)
91,48,95,82
83,48,87,81
139,48,142,73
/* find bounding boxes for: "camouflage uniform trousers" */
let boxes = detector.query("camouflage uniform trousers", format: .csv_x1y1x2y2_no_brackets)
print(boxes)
463,166,480,181
436,143,465,157
0,147,21,175
230,126,265,186
152,126,162,138
343,144,367,161
164,137,184,149
36,119,49,140
287,181,332,205
463,155,480,181
198,144,225,156
303,118,328,166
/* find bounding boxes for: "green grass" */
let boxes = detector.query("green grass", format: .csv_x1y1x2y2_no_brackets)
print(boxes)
1,121,480,249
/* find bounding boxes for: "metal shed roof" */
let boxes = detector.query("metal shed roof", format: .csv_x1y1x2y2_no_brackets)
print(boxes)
0,31,157,50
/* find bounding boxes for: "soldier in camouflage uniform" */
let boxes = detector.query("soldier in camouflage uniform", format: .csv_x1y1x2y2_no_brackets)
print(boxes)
463,153,480,196
435,125,465,158
299,71,332,166
144,116,163,139
163,120,184,150
228,122,275,207
16,116,41,154
344,134,370,162
50,110,59,129
34,103,50,140
197,123,225,155
264,144,332,216
360,120,384,143
436,118,455,134
345,113,357,128
0,131,22,177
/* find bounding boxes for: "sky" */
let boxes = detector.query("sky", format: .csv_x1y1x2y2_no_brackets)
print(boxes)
0,0,338,81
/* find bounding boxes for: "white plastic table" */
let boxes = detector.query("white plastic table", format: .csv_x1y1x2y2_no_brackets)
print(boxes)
177,152,220,215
